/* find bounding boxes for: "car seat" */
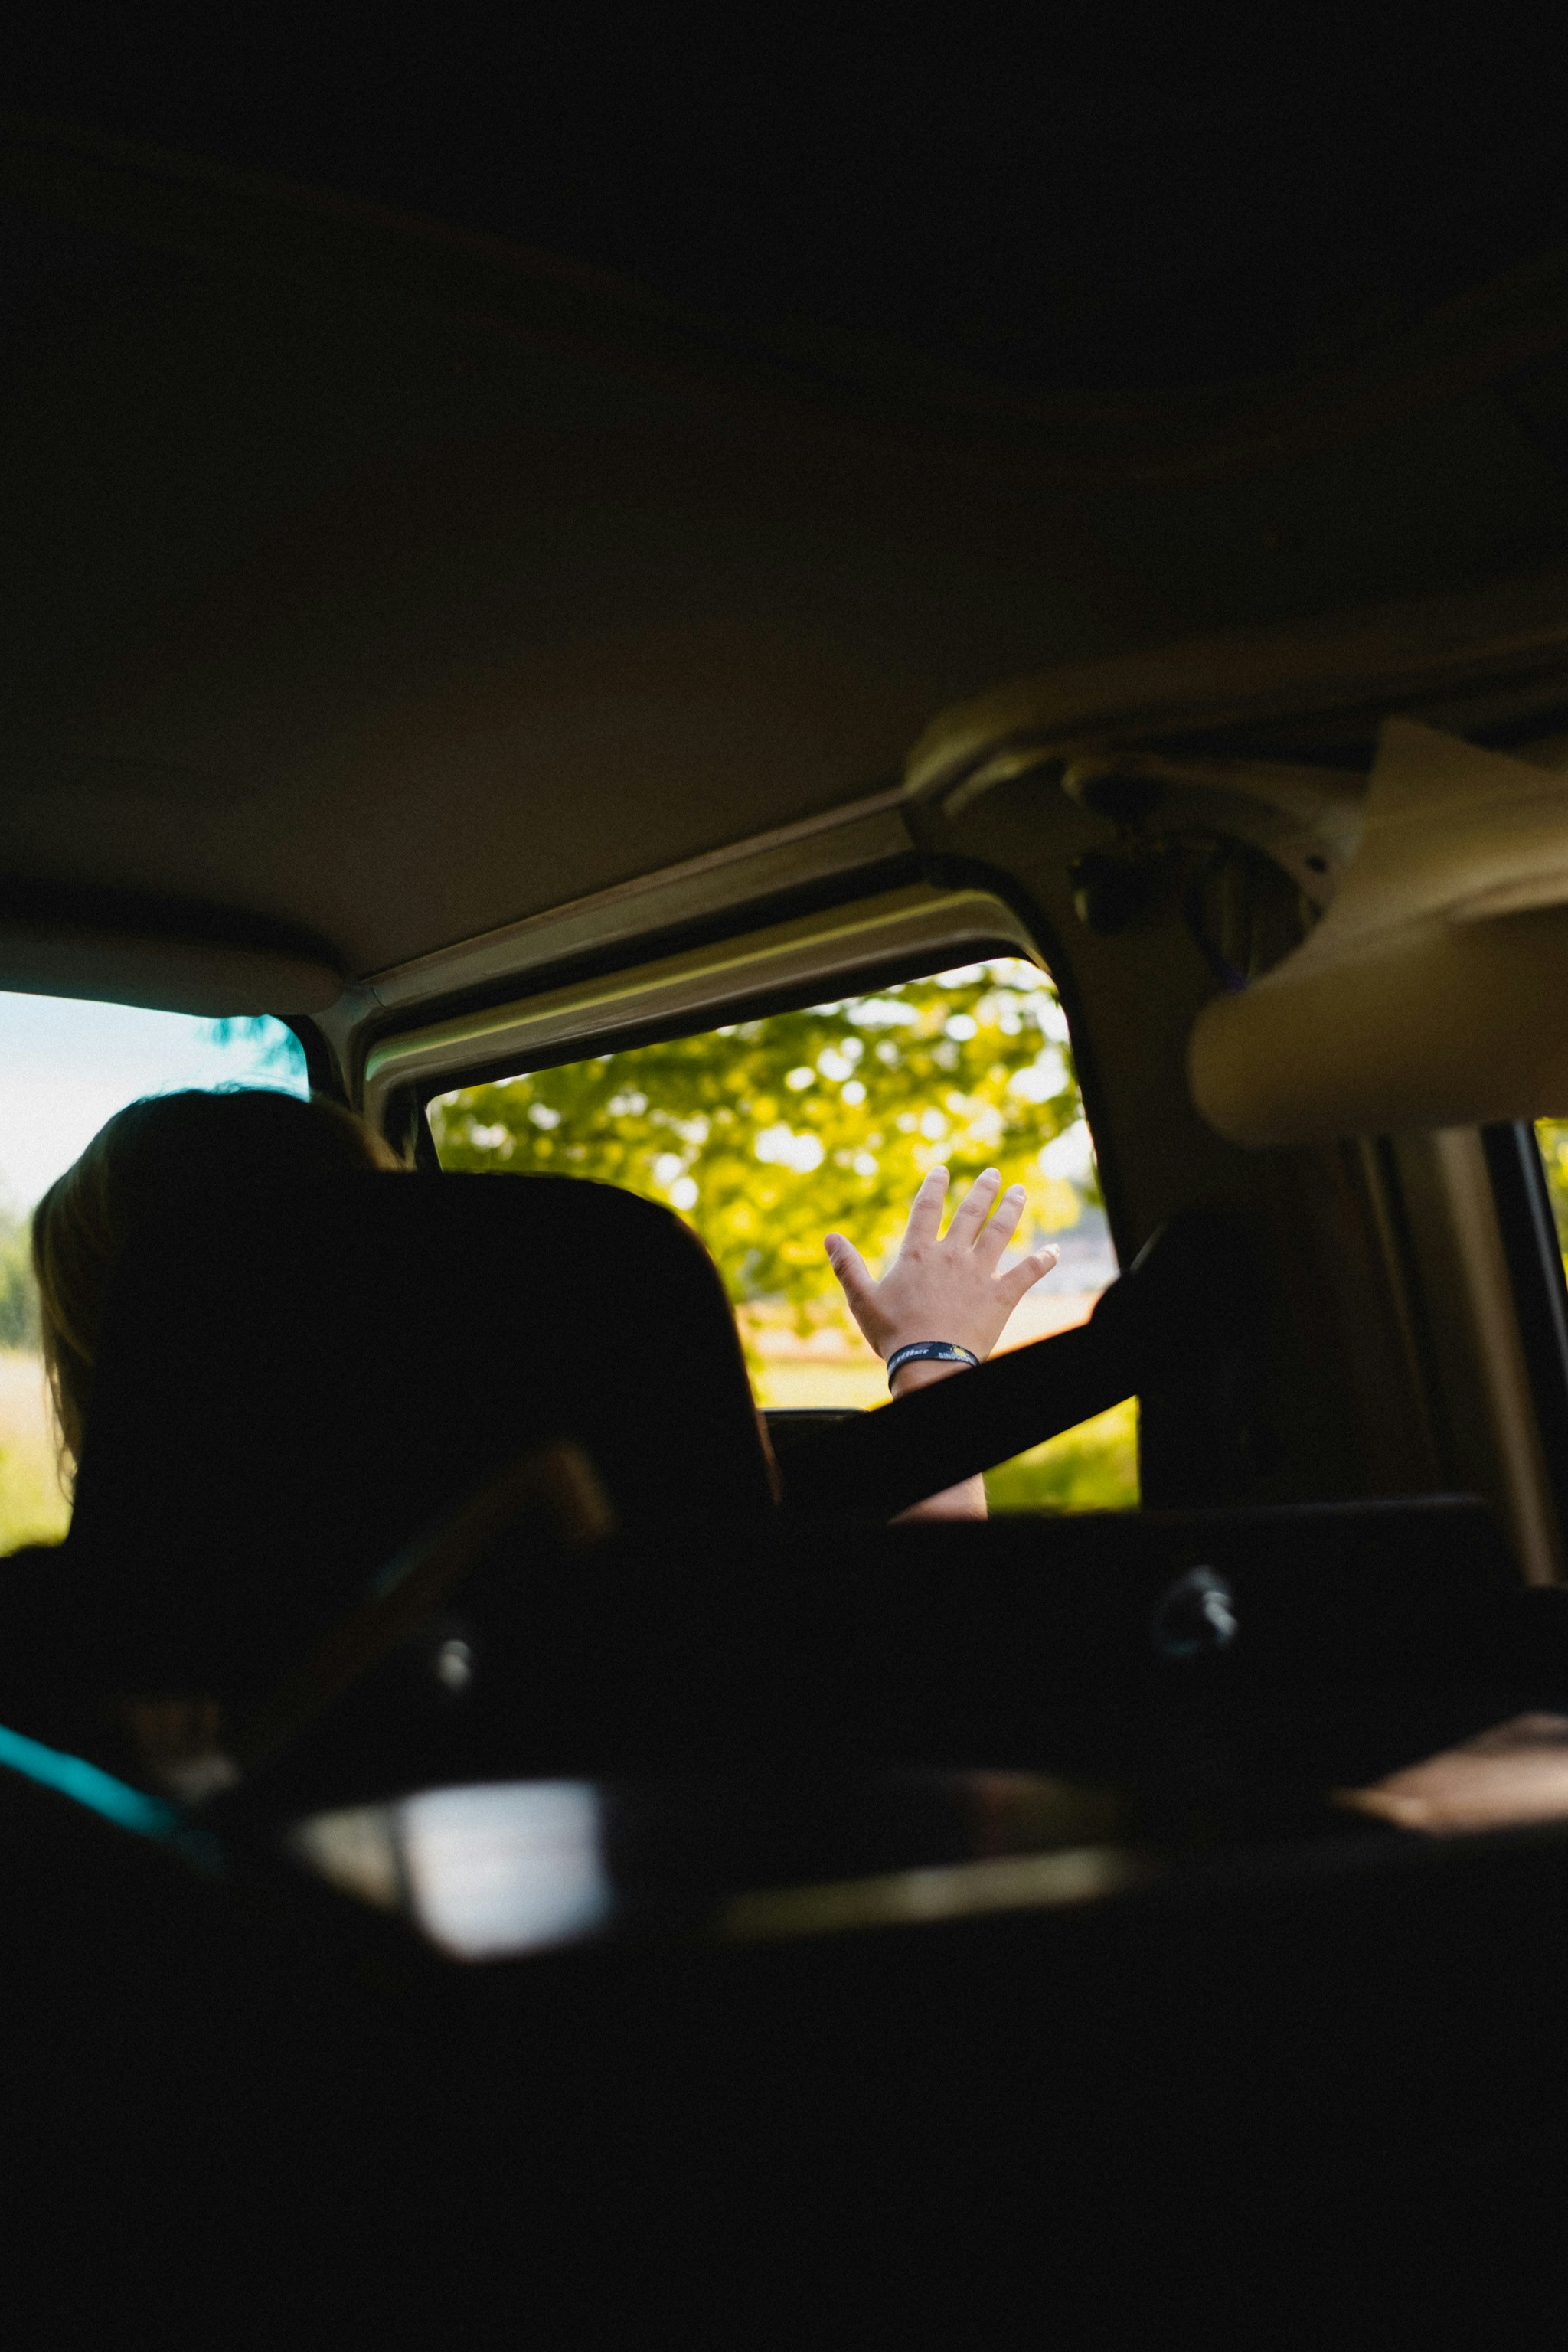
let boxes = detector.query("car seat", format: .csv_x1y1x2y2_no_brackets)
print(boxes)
56,1171,779,1709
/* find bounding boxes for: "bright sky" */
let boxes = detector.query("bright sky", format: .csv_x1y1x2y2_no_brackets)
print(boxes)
0,992,308,1214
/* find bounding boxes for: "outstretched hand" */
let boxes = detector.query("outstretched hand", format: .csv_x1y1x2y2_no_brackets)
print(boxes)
824,1166,1058,1383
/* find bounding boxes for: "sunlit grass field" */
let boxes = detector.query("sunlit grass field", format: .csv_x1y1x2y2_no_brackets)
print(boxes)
743,1300,1138,1514
0,1351,69,1551
2,1340,1136,1556
981,1399,1138,1513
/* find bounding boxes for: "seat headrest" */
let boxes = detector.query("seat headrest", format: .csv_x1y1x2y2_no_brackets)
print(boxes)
64,1173,775,1701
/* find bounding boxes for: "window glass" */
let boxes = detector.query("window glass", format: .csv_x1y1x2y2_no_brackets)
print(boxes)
1537,1120,1568,1272
1,996,307,1550
430,958,1136,1514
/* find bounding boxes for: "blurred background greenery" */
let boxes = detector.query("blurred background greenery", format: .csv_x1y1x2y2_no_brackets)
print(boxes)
1,1207,67,1549
10,1013,1566,1555
2,967,1141,1552
433,959,1137,1514
1,1210,36,1352
1537,1121,1568,1268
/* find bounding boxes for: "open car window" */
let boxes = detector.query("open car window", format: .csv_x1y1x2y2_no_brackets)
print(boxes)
1537,1122,1568,1272
1,997,307,1550
429,957,1135,1514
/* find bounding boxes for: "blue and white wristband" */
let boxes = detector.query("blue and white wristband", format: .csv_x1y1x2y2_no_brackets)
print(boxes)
886,1341,980,1390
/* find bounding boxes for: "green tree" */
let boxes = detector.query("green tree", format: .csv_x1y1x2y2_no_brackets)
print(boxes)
201,1017,309,1081
431,962,1087,1322
1540,1121,1568,1267
433,959,1135,1514
0,1214,36,1350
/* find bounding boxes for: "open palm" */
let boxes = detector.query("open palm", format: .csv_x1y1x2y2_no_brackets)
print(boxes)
824,1165,1057,1370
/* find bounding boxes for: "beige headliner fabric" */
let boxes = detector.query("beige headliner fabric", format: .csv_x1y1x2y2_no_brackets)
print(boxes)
1189,720,1568,1142
0,924,343,1016
8,122,1568,991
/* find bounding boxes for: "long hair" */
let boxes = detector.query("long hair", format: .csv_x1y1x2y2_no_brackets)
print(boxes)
31,1088,395,1475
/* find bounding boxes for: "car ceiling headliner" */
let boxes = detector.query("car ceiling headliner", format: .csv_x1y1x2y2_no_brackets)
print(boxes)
5,101,1568,988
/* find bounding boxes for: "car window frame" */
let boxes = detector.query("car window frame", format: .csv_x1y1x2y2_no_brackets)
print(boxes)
1486,1122,1568,1552
360,883,1042,1135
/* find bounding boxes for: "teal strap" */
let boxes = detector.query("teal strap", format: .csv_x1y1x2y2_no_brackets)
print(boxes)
0,1717,183,1840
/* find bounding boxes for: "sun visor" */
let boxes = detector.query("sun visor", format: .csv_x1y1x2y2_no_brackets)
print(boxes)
0,923,344,1016
1189,719,1568,1144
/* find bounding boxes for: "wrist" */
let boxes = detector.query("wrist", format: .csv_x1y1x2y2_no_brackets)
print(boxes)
885,1340,979,1380
888,1355,974,1398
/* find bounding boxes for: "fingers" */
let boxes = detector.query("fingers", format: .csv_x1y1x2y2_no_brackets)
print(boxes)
824,1232,876,1317
903,1165,949,1245
973,1180,1027,1269
996,1246,1059,1309
946,1166,1001,1242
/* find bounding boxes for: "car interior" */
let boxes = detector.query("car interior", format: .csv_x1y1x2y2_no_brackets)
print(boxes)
10,43,1568,2344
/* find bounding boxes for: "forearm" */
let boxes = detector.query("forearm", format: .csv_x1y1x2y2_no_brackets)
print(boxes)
888,1355,988,1521
825,1165,1056,1525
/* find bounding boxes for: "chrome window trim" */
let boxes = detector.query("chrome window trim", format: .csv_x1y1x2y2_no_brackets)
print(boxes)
361,880,1038,1129
318,786,915,1090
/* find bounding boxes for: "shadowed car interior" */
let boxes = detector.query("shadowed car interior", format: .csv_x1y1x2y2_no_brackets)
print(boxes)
11,28,1568,2344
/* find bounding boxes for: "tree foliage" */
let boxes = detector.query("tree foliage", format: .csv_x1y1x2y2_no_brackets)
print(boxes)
1540,1120,1568,1266
201,1017,308,1082
0,1214,36,1349
431,961,1088,1319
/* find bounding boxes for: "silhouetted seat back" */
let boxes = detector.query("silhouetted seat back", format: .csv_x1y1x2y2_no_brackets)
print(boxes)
63,1173,776,1704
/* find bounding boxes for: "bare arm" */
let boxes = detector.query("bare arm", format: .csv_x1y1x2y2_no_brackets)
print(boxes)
824,1166,1059,1520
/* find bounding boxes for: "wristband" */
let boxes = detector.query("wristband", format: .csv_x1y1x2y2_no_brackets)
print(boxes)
886,1341,980,1390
